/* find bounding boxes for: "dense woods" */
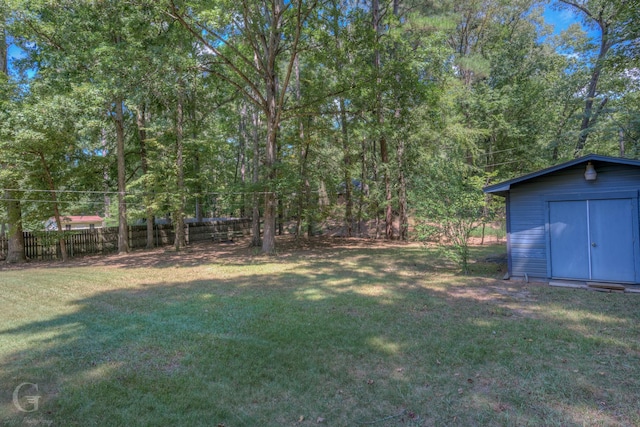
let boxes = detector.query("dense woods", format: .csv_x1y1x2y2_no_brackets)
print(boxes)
1,0,639,260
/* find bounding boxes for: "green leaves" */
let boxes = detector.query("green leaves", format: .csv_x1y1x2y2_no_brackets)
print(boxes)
0,0,637,254
412,154,492,273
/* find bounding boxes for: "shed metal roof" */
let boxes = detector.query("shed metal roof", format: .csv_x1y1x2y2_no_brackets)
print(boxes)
483,154,640,196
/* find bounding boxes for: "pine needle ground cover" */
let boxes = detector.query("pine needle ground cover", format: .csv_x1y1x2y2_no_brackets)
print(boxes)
1,238,639,426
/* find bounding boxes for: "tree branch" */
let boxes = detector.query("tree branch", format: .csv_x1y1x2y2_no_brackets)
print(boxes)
167,1,266,107
588,95,609,128
559,0,595,22
276,0,317,123
198,65,262,107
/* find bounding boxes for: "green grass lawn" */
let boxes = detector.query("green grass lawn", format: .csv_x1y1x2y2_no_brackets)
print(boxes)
1,238,639,426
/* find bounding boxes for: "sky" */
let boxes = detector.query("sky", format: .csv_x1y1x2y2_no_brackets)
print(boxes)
4,2,596,79
542,1,600,39
544,5,581,34
6,37,27,77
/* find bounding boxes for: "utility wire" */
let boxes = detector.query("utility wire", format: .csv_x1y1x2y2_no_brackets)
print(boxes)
479,147,520,155
0,188,290,196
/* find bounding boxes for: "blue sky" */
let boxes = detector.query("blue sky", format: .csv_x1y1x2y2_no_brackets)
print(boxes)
6,36,27,76
544,6,580,34
542,1,599,38
4,2,597,78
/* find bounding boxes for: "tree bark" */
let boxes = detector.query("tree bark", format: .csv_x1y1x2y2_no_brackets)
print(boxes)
397,137,408,241
330,8,353,237
190,73,204,222
137,104,155,249
262,91,278,254
260,0,286,255
340,99,353,237
372,0,393,239
294,55,304,239
251,108,262,247
171,0,314,253
393,0,407,241
38,152,68,262
574,51,609,156
294,52,313,237
1,12,25,264
562,0,614,157
237,103,248,218
4,191,25,264
174,83,187,250
277,141,284,237
114,98,129,254
357,137,367,236
619,128,625,157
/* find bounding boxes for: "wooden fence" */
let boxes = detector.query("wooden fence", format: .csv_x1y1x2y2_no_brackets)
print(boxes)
0,219,251,262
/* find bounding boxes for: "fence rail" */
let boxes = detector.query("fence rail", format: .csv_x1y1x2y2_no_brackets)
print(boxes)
0,219,251,262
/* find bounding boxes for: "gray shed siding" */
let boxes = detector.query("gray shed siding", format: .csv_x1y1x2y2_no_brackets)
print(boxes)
508,163,640,280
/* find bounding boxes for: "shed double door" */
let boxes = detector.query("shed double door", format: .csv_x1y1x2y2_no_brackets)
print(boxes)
549,199,636,282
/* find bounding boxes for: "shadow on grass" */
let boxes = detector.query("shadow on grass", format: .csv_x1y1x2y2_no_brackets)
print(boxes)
1,241,639,426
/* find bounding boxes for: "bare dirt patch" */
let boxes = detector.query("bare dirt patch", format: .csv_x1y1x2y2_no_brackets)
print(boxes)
0,235,418,271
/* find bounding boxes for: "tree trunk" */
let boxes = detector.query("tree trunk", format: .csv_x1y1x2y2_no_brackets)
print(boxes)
260,0,285,255
1,13,25,264
276,135,283,236
114,98,129,254
340,99,353,237
262,109,277,254
572,10,612,157
137,105,155,249
619,128,625,157
397,137,408,241
101,129,111,220
303,141,313,238
381,137,393,239
299,135,313,238
372,0,393,240
574,58,608,156
4,191,25,264
174,85,187,250
38,152,68,262
251,108,262,247
392,0,406,241
356,136,367,236
237,103,248,218
292,55,314,239
294,55,304,239
372,139,380,240
170,0,314,253
190,72,204,222
330,10,353,237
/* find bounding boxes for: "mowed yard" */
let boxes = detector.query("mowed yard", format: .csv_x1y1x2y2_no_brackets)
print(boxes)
1,237,639,426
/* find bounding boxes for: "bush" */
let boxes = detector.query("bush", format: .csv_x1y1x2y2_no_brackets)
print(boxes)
412,158,487,274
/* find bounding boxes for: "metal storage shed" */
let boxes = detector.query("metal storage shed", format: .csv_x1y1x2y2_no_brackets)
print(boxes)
484,154,640,285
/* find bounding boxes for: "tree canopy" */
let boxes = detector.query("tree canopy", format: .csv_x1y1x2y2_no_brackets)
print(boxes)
1,0,638,260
